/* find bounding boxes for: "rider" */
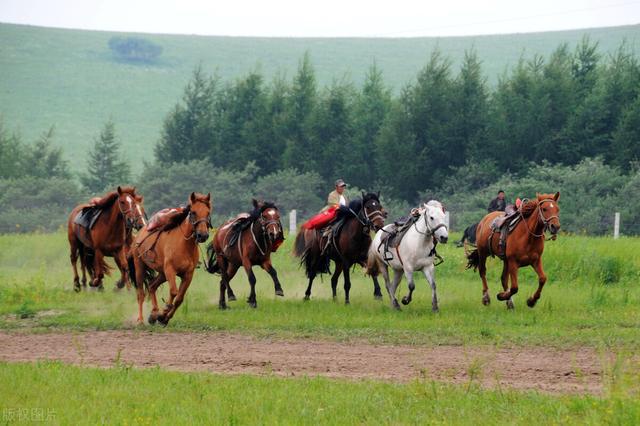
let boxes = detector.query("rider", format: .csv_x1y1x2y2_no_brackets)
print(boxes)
488,190,507,213
323,179,349,211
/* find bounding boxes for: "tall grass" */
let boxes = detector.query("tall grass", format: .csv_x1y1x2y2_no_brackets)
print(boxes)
0,232,639,348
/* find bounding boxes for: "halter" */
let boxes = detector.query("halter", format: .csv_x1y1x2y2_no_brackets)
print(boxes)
520,198,559,239
413,207,448,237
349,200,385,232
252,210,283,256
181,202,212,240
117,194,145,230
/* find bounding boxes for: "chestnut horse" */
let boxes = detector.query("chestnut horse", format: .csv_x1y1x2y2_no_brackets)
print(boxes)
294,193,386,304
467,193,560,309
206,199,285,309
67,186,146,291
129,192,212,326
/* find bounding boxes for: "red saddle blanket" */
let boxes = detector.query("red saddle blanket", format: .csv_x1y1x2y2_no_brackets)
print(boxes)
302,206,338,230
147,207,186,232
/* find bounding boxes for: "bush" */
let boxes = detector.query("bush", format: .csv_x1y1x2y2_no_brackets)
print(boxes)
108,37,163,63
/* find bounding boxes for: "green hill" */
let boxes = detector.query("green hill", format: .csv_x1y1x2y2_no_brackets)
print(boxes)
1,22,638,174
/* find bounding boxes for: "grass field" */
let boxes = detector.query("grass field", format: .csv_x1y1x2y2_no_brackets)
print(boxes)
2,231,640,423
1,361,639,425
1,23,639,173
1,231,639,349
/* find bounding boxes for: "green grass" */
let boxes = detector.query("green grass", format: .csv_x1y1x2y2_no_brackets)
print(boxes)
1,361,638,425
1,22,639,173
1,232,639,349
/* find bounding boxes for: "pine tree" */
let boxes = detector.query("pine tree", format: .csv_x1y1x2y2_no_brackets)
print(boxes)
82,120,131,193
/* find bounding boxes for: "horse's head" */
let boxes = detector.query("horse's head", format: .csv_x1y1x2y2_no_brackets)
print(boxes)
536,192,561,235
361,191,386,231
116,186,146,231
253,199,283,244
189,192,212,243
422,200,449,243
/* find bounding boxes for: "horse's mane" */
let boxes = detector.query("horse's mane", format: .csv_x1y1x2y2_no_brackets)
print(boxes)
91,186,137,210
520,199,538,218
337,193,379,219
160,205,191,232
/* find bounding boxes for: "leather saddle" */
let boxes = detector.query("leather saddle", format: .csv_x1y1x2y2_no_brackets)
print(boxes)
73,206,102,230
488,205,521,256
379,215,418,261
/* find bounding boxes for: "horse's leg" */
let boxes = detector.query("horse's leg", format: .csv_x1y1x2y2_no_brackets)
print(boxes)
478,253,490,306
498,259,519,303
80,252,88,288
69,239,81,292
331,262,344,301
422,264,439,313
146,272,166,323
527,258,547,308
157,266,178,323
243,261,258,309
92,249,105,290
388,268,403,310
162,270,194,325
401,268,415,306
303,272,316,301
499,261,515,309
113,248,129,290
261,260,284,297
134,257,147,323
372,276,383,300
343,262,352,304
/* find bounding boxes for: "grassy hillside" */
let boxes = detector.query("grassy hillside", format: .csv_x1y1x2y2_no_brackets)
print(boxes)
1,23,639,173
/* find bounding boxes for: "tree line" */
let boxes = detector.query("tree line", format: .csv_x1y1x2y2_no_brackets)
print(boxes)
1,37,639,234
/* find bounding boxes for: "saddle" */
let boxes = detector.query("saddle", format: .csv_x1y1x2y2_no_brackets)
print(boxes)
379,215,419,261
225,213,252,249
73,206,102,230
146,207,186,233
488,204,521,257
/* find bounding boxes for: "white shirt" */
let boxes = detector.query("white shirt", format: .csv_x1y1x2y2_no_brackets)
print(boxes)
339,195,346,206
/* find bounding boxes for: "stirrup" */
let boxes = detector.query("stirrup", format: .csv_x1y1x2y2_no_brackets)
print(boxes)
383,251,394,261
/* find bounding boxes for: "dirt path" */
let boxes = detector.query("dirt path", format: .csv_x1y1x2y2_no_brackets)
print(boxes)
0,331,606,394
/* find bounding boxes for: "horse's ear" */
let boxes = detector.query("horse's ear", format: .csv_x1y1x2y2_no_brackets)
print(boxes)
536,192,541,200
190,192,196,204
117,186,123,195
136,195,143,203
252,198,259,209
361,191,365,199
206,192,211,206
377,191,380,199
554,192,560,201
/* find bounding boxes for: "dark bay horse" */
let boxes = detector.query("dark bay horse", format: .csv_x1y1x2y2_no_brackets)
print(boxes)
206,199,285,309
129,192,211,325
67,186,146,291
467,193,560,309
294,193,386,304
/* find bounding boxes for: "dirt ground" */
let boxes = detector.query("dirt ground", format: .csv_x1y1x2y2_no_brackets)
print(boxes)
0,331,607,394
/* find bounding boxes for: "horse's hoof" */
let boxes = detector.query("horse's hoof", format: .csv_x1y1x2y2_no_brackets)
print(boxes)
303,295,310,301
97,284,104,292
116,279,125,289
401,296,411,305
344,300,350,305
218,304,228,310
227,294,236,302
374,294,383,301
432,307,440,313
526,297,537,308
148,314,157,325
496,292,509,301
73,283,81,293
392,303,401,311
275,289,284,297
482,294,491,306
247,301,257,309
506,300,515,310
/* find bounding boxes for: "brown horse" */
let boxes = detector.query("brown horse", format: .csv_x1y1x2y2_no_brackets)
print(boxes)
467,193,561,309
67,186,146,291
294,192,386,304
206,199,285,309
128,192,211,326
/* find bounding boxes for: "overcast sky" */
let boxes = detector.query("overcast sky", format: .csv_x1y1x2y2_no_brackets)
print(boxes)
1,0,639,37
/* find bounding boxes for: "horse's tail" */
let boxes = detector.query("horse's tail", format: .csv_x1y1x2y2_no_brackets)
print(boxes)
127,255,155,292
293,230,307,258
365,245,380,277
84,247,112,278
466,248,480,271
204,244,220,274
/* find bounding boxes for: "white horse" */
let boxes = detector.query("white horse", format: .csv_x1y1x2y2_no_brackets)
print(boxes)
367,200,449,312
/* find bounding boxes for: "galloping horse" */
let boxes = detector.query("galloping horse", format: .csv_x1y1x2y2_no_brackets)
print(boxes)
206,199,285,309
368,201,449,312
294,193,386,304
67,186,146,291
467,193,560,309
129,192,211,325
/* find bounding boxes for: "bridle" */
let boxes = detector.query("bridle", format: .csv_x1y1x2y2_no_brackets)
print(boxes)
350,200,385,232
181,203,212,240
520,198,559,239
252,210,284,256
117,194,146,230
414,207,448,237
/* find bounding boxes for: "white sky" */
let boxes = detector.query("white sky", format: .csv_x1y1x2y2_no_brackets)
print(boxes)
1,0,639,37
